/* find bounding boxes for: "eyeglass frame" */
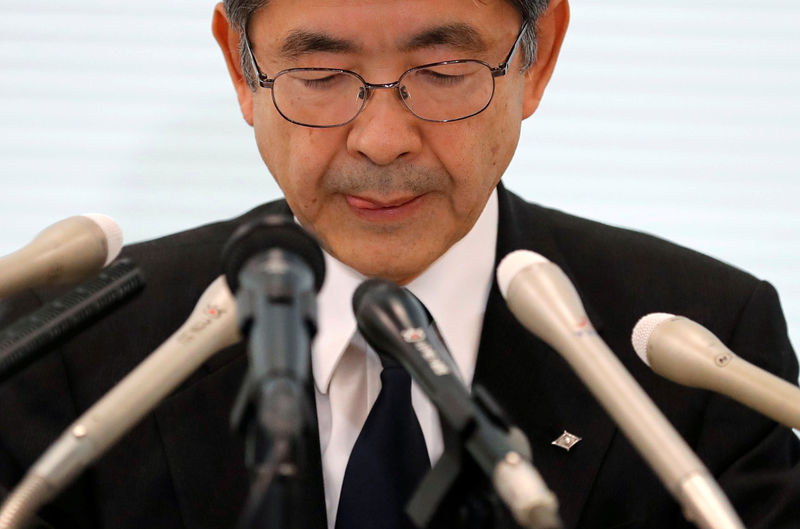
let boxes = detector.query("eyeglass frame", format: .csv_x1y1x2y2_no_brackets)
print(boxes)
242,21,529,128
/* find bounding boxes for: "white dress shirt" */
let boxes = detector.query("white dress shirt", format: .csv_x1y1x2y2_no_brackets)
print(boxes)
312,189,498,528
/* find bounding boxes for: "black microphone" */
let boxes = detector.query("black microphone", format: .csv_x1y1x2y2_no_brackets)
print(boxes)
352,278,562,529
222,215,325,438
222,215,325,529
0,259,144,384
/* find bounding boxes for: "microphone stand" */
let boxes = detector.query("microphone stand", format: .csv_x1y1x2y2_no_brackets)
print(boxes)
229,250,318,529
399,316,536,529
407,383,529,529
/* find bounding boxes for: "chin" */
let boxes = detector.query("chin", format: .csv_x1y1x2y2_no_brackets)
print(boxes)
345,253,432,285
325,229,450,283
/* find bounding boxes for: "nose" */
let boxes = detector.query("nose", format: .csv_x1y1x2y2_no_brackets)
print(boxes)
346,85,423,166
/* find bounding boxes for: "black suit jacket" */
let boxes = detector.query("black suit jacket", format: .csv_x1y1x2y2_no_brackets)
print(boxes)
1,185,799,529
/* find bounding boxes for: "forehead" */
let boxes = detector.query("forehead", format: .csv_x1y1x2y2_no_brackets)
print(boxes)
249,0,521,55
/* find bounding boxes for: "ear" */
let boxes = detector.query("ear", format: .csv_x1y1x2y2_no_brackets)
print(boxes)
522,0,570,119
212,2,254,126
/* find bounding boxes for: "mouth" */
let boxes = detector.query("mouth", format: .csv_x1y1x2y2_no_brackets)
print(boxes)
345,193,426,221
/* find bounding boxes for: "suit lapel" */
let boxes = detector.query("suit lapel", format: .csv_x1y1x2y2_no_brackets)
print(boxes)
472,185,617,529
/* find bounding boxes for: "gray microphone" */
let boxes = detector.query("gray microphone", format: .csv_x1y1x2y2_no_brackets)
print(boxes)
0,276,239,529
497,250,745,529
0,214,123,299
632,313,800,430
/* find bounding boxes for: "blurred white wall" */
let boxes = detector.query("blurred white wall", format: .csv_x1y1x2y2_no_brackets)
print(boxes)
1,1,798,353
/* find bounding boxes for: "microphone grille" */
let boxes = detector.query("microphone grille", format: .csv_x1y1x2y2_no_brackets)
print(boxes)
496,250,550,299
631,312,675,366
82,213,123,266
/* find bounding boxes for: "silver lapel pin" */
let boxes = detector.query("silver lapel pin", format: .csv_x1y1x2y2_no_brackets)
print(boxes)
552,431,582,451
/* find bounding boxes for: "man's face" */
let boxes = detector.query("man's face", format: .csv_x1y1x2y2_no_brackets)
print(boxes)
215,0,566,284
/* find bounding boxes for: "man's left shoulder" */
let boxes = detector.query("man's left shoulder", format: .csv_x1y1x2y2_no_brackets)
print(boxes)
500,187,761,311
497,187,792,374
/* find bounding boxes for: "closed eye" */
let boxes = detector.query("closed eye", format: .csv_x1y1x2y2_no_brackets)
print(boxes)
415,68,466,86
283,71,352,90
302,75,342,88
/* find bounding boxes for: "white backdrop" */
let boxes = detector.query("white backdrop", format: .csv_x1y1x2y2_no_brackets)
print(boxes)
1,1,798,356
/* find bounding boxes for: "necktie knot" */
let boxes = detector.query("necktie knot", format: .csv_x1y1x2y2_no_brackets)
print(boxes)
379,361,410,387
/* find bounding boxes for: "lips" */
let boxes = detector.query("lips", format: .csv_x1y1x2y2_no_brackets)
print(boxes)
346,195,417,209
345,193,425,221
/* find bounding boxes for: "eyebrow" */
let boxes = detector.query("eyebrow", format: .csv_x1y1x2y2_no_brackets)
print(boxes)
400,23,488,54
277,23,488,61
280,30,359,60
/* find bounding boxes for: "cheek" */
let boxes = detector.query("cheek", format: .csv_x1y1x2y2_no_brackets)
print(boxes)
252,97,341,207
476,97,523,195
488,89,524,160
432,105,521,208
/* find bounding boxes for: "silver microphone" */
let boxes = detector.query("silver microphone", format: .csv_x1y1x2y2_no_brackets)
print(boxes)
497,250,744,529
0,214,123,299
632,312,800,429
0,276,239,529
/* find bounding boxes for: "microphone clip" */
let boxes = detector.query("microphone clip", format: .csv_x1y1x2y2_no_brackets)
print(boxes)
407,400,515,529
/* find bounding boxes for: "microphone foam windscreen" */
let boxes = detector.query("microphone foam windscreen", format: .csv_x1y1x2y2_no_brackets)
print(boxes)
496,249,549,299
631,312,675,366
222,215,326,293
83,213,123,265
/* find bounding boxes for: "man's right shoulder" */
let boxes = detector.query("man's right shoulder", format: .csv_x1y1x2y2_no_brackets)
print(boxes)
122,198,292,270
0,197,293,388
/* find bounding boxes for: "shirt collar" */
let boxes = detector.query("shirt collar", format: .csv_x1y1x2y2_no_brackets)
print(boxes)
312,188,499,394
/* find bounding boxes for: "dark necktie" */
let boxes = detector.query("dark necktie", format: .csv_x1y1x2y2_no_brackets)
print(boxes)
335,349,431,529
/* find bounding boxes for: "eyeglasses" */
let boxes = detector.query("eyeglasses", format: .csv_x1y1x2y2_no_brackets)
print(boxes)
243,22,528,128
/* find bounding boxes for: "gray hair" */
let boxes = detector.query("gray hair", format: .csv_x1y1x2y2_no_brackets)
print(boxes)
223,0,550,90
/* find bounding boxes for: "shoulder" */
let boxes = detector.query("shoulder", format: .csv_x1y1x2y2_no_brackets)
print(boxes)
122,199,291,274
0,197,292,398
498,186,761,332
501,186,752,280
497,185,798,381
115,199,291,309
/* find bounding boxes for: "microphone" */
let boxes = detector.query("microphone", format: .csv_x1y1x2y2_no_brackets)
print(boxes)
222,215,325,440
497,250,745,529
632,313,800,430
353,278,562,529
222,216,325,529
0,214,123,299
0,259,145,384
0,276,239,529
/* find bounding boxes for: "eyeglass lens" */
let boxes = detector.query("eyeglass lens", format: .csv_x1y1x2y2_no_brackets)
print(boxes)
271,62,495,127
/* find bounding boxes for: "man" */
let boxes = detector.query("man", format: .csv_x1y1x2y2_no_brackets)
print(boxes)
0,1,798,528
